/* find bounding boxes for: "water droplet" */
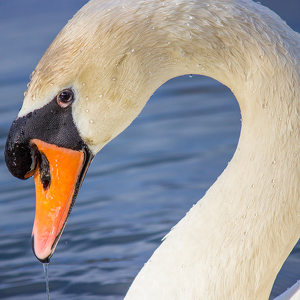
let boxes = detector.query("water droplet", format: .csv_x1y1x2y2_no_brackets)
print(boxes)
82,82,85,86
89,119,94,124
244,231,248,235
129,49,134,53
188,15,194,20
242,215,246,219
85,96,89,100
111,77,117,81
29,70,36,80
43,263,51,300
85,109,89,113
262,103,267,109
182,264,186,268
251,184,255,188
272,160,276,164
99,94,103,98
189,74,193,78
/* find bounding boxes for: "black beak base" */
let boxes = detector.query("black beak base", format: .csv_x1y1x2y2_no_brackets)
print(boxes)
5,97,90,180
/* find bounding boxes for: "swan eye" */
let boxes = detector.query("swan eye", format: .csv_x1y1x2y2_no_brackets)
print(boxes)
57,89,74,108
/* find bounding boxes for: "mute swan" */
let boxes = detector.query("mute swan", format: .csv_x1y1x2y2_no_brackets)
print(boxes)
4,0,300,298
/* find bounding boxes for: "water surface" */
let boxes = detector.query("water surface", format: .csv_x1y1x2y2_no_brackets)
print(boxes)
0,1,299,299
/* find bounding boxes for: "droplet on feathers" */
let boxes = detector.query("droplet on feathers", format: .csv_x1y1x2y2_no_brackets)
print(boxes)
29,70,35,79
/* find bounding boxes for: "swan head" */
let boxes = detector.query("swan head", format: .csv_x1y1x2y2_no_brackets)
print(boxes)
4,3,162,262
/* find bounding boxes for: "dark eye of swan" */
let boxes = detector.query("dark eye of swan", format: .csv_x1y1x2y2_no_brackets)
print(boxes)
57,89,74,108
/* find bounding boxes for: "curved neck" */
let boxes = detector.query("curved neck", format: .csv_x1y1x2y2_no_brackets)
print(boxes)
117,1,300,299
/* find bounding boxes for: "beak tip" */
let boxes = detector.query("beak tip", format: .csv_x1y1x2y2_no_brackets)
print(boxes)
31,234,51,263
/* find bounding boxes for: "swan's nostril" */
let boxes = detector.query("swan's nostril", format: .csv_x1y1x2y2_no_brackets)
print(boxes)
24,144,39,179
39,152,51,190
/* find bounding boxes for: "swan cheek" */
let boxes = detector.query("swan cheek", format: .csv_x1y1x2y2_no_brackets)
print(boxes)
30,139,90,262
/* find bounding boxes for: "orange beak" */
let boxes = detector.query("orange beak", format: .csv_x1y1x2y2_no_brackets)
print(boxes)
31,139,91,262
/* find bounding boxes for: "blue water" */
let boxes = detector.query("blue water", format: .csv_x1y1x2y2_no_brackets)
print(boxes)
0,1,299,299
